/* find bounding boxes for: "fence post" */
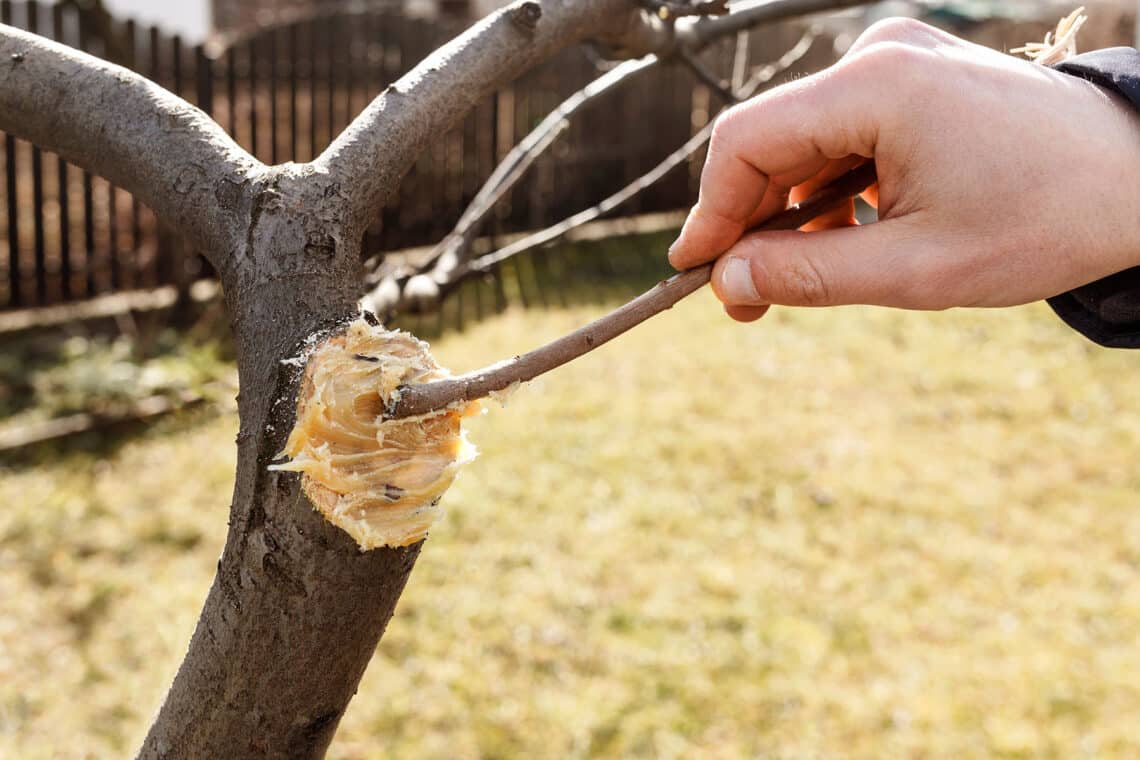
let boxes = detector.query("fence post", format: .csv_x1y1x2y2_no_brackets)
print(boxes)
270,27,280,164
1,0,18,308
52,2,72,301
196,43,214,116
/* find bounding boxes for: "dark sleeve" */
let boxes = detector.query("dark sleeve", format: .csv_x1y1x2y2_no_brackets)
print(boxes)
1045,47,1140,348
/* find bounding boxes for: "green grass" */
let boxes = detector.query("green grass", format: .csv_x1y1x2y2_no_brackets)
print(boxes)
0,323,235,431
4,260,1140,758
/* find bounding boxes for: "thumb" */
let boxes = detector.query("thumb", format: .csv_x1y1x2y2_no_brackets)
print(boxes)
710,219,948,311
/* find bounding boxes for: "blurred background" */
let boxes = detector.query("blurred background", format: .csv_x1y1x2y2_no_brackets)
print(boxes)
2,0,1140,757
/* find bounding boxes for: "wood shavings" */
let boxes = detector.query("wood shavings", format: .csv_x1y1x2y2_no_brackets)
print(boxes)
1011,6,1088,66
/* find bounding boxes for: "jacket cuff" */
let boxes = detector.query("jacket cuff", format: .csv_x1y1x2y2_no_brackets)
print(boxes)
1046,47,1140,347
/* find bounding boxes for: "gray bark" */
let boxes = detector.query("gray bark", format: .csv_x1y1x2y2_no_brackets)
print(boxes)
314,0,648,233
3,1,646,756
0,24,259,272
0,0,869,756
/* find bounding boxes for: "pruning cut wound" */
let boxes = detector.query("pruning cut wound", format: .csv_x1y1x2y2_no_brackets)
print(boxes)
271,318,478,549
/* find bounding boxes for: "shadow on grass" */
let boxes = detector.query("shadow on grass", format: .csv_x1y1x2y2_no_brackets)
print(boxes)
1,228,678,463
0,404,225,470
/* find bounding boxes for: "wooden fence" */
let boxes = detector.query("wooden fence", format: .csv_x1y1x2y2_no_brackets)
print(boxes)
0,1,826,311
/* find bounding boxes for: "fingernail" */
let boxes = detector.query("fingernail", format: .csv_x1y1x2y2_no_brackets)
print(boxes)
666,240,681,266
720,257,760,303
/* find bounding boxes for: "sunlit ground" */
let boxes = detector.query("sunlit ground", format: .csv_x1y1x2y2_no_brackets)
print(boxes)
4,265,1140,757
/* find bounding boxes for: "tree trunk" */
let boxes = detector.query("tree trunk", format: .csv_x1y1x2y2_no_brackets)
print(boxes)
139,168,421,759
0,2,868,755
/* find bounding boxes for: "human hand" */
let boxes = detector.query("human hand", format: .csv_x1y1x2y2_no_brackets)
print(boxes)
667,18,1140,322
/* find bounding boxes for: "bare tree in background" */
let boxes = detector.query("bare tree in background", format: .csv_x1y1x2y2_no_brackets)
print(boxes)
0,0,866,756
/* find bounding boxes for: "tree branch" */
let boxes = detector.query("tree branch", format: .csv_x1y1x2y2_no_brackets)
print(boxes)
0,24,261,270
386,160,877,419
363,0,870,312
313,0,650,233
678,48,739,103
676,0,869,50
318,0,872,237
369,55,658,304
375,27,817,313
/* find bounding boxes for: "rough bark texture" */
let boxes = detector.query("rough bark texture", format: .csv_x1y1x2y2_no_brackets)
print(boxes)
5,1,648,756
314,0,648,232
0,24,259,269
138,164,403,759
0,1,871,756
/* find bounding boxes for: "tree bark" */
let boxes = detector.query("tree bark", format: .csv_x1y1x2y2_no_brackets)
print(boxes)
137,165,413,758
314,0,649,233
3,6,635,753
0,24,257,269
0,1,871,756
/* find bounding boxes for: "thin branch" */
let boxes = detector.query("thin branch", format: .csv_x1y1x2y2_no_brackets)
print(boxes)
0,24,261,269
676,0,870,50
731,29,750,90
679,49,739,103
445,28,817,289
640,0,729,20
374,55,658,294
321,0,873,236
461,58,657,234
474,117,717,273
314,0,650,233
386,160,877,419
364,0,849,312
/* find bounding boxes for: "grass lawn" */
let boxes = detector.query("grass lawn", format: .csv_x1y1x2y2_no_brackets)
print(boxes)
4,256,1140,757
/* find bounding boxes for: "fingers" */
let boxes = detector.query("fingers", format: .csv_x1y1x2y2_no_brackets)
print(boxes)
668,63,885,271
842,16,953,59
709,218,952,311
724,304,770,322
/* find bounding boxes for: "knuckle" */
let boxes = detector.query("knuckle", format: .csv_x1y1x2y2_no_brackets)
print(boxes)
696,201,745,234
854,16,930,48
707,103,752,153
845,39,928,78
786,256,832,306
757,251,832,306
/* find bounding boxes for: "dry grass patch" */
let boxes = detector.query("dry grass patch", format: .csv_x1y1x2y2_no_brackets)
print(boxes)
4,288,1140,758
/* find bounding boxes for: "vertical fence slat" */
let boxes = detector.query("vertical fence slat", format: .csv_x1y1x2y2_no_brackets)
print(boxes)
248,39,259,160
172,34,184,96
341,12,354,132
51,2,72,301
324,15,336,154
28,1,47,304
2,0,17,307
269,27,279,164
225,45,238,139
196,43,213,116
152,29,173,290
0,6,821,314
310,17,321,159
78,0,97,298
288,22,299,162
3,138,18,307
